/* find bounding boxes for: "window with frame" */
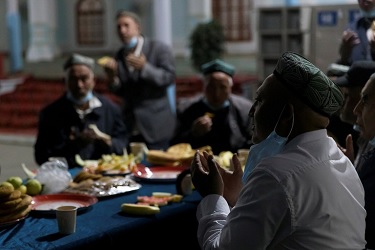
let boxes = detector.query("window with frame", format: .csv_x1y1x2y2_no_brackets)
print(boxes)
212,0,252,42
76,0,105,45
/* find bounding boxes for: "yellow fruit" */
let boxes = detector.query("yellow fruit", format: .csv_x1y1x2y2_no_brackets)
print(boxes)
170,194,183,202
121,203,160,215
25,179,42,196
16,185,27,195
7,176,23,189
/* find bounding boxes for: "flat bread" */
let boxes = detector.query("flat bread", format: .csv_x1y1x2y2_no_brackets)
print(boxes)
0,190,22,202
88,124,111,140
147,150,194,161
145,156,180,166
0,194,32,216
0,197,23,210
146,144,212,166
0,205,32,224
0,184,14,198
166,143,193,156
97,56,111,66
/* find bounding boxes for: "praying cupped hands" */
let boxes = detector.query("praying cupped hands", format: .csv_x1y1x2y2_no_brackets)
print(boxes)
191,151,243,207
216,153,243,207
191,151,223,198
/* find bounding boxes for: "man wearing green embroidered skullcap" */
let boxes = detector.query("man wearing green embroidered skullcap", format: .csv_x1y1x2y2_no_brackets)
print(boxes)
190,51,366,249
201,59,235,77
171,58,253,155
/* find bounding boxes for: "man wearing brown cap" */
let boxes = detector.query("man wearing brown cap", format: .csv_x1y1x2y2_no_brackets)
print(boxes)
34,53,128,168
191,52,366,249
171,59,253,155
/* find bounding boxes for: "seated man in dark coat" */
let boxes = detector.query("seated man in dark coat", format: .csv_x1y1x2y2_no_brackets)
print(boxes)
34,53,128,168
353,72,375,249
171,59,253,155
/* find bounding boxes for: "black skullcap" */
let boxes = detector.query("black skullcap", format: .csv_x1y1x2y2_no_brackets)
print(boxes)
273,52,344,117
334,60,375,87
201,59,235,77
63,53,95,71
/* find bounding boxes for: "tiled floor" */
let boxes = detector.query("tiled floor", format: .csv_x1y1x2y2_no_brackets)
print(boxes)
0,142,35,182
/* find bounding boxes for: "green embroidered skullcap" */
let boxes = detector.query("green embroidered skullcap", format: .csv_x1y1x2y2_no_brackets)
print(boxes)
63,53,95,71
201,59,235,77
273,52,344,117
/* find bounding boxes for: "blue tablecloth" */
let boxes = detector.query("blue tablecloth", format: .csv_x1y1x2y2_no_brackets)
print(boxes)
0,167,202,250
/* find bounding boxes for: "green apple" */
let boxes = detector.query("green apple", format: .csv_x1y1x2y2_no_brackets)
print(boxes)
16,185,27,195
7,176,23,189
25,179,42,196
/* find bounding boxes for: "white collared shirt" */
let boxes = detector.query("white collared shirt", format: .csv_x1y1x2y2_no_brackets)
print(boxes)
196,129,366,250
75,96,102,120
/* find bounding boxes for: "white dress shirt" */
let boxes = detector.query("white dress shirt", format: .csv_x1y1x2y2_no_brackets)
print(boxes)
196,129,366,250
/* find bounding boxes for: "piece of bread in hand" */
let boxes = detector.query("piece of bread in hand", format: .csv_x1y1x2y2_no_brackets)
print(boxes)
88,124,111,140
97,56,112,66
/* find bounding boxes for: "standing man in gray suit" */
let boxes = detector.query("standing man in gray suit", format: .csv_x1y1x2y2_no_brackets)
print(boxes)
101,10,176,150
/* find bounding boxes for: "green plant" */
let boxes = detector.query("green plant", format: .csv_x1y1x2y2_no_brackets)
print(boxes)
189,20,225,72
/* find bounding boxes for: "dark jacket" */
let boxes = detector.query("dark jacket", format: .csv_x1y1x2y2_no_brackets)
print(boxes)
34,93,128,168
338,17,375,65
357,147,375,249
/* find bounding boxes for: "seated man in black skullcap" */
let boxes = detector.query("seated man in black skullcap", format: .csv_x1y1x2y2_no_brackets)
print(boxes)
171,59,253,155
190,52,366,249
34,53,128,168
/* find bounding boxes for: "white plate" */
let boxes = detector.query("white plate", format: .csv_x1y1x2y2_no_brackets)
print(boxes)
132,165,188,182
31,193,98,214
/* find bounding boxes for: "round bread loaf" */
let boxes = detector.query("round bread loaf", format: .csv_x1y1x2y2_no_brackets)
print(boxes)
0,190,22,202
0,194,33,217
0,205,32,223
0,197,23,211
0,184,15,198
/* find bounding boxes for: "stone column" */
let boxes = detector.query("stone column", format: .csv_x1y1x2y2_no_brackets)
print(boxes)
6,0,23,72
26,0,60,62
188,0,212,29
152,0,172,46
152,0,176,113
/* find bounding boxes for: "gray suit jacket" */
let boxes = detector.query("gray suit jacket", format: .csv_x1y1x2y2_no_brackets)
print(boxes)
113,36,176,146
